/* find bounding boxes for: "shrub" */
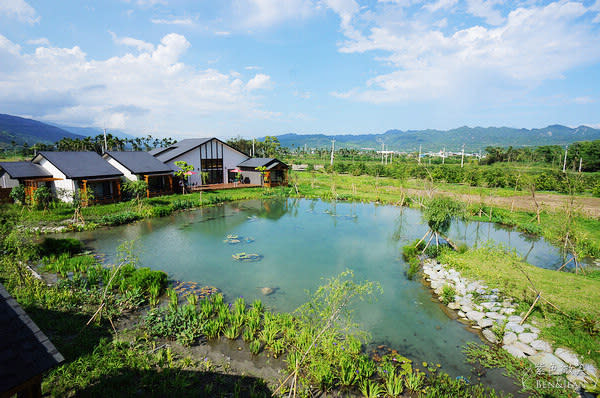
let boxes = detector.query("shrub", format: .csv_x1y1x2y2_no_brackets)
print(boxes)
9,185,25,204
33,186,53,209
39,238,83,256
441,284,456,305
99,211,141,225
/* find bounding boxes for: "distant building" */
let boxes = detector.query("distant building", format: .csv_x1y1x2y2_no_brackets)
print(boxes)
237,158,289,187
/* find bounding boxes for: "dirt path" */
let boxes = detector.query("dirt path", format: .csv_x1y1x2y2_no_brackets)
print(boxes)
403,188,600,218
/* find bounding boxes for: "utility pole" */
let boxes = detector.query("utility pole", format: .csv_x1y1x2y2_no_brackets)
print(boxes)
103,128,108,153
330,139,335,166
461,144,465,168
562,145,568,173
418,145,422,164
381,142,385,164
252,138,255,157
442,147,445,164
579,157,582,173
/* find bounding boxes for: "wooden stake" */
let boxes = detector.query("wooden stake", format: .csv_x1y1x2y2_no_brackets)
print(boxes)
520,293,541,325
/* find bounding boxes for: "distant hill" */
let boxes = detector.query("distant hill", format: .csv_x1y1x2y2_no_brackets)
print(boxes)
52,124,135,140
276,125,600,152
0,114,84,147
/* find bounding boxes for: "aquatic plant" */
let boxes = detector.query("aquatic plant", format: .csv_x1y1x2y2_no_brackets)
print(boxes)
242,327,255,342
338,357,357,388
249,339,261,355
359,379,384,398
404,369,425,393
252,299,264,313
383,372,403,397
203,319,220,340
223,325,239,340
441,284,456,305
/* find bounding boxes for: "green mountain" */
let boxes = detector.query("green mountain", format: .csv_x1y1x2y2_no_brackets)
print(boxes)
0,114,83,147
276,125,600,152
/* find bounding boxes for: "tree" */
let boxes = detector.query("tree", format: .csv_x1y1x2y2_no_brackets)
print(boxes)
32,186,52,210
123,180,148,208
174,161,194,194
420,196,464,251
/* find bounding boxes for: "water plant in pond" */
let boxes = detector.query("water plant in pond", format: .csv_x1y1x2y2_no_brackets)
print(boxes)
249,339,261,355
359,379,384,398
203,319,220,340
404,369,425,393
338,357,357,388
441,284,456,305
252,299,264,313
223,325,239,340
383,372,404,397
242,327,255,342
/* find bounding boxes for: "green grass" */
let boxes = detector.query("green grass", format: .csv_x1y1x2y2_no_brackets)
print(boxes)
438,245,600,366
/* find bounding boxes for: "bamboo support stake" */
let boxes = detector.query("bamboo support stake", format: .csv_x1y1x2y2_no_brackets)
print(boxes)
520,293,541,325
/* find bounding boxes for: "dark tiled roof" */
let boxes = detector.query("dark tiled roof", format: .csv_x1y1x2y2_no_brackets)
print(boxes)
104,152,173,175
0,161,52,179
35,152,123,179
148,147,165,156
0,284,64,393
154,138,212,163
237,158,288,170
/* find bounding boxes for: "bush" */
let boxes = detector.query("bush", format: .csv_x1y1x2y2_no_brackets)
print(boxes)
33,186,53,209
99,212,141,225
441,284,456,305
9,185,25,204
39,238,83,257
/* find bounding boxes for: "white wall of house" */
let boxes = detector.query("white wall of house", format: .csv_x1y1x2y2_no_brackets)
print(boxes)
0,172,19,188
165,149,201,185
35,158,76,202
105,157,138,181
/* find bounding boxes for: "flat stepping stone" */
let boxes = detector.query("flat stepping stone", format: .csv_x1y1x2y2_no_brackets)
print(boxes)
501,308,516,314
503,331,518,345
482,329,499,344
554,347,580,368
505,322,524,334
447,302,461,310
477,318,494,328
512,341,536,356
485,312,505,320
466,311,485,322
528,352,569,375
518,332,538,344
503,344,526,358
530,340,553,353
507,315,522,323
583,362,599,378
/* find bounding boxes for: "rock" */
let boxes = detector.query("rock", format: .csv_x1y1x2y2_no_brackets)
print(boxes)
512,341,537,356
461,305,473,313
583,362,599,379
518,333,538,344
457,310,466,318
530,340,552,353
505,322,525,334
508,315,522,323
503,332,518,345
501,308,516,315
566,369,589,385
503,344,526,358
478,318,494,328
259,287,276,296
528,352,569,375
502,300,513,307
481,302,496,310
448,302,461,310
554,348,580,368
486,312,505,320
466,311,485,322
528,326,540,334
482,329,499,344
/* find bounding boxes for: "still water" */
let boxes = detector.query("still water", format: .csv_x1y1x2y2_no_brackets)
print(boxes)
64,198,575,383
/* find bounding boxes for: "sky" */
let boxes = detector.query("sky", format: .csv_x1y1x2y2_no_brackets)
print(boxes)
0,0,599,139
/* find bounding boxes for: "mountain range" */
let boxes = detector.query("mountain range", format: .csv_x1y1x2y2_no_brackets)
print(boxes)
277,125,600,152
1,113,599,152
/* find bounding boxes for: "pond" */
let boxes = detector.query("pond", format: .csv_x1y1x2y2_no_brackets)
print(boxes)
64,198,577,390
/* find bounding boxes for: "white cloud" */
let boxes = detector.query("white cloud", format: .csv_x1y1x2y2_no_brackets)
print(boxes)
109,31,155,52
244,65,262,70
332,1,600,104
573,96,594,104
465,0,505,26
294,90,312,99
151,17,194,25
423,0,458,12
214,31,231,36
246,74,272,90
235,0,316,28
26,37,50,46
0,33,274,135
124,0,167,6
0,0,39,24
591,0,600,23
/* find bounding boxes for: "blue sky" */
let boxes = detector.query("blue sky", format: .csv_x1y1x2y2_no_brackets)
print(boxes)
1,0,599,139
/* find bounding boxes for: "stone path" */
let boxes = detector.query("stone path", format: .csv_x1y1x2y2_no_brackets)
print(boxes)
422,259,599,387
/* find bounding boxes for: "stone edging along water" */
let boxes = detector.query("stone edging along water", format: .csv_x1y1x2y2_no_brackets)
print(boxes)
420,258,599,388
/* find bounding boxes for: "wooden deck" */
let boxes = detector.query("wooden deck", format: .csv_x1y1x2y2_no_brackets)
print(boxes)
189,183,261,191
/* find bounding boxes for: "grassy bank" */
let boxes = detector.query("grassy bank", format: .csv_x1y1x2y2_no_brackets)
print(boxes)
438,246,600,367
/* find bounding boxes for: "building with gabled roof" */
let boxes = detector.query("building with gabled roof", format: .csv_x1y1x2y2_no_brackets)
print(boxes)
102,151,174,197
237,157,288,187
